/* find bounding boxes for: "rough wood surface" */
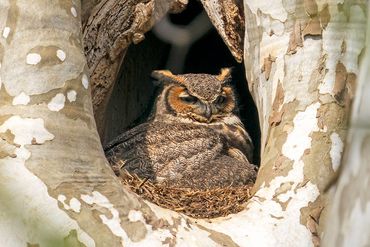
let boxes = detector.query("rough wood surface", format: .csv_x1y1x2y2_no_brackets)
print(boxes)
200,0,244,62
83,0,187,139
81,0,101,25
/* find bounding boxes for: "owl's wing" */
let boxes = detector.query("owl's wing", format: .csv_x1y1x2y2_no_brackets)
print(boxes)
214,121,254,163
104,122,152,151
105,122,155,179
104,122,225,181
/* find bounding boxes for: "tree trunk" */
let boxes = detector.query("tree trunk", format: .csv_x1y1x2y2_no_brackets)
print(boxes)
201,0,366,246
83,0,186,141
0,0,367,246
322,5,370,246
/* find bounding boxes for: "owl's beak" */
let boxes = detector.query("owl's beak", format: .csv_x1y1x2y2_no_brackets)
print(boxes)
200,103,217,122
204,104,212,119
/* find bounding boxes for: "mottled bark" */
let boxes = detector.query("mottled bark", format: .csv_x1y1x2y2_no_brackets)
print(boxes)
0,1,144,245
323,6,370,246
0,0,368,246
0,1,247,246
241,0,366,246
83,0,186,140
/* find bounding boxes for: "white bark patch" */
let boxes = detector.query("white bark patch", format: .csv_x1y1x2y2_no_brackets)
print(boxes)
58,195,69,208
199,103,321,247
146,201,218,246
82,74,89,89
330,133,344,172
81,192,217,246
48,93,66,112
58,195,81,213
282,103,321,162
146,201,177,225
67,90,77,102
56,49,66,62
14,146,31,161
81,191,129,244
258,12,285,36
12,92,30,106
176,218,220,247
2,27,10,38
141,203,218,247
0,116,94,247
71,7,78,17
26,53,42,65
319,5,366,95
283,38,323,106
247,1,288,22
70,198,82,213
128,210,143,222
0,116,54,145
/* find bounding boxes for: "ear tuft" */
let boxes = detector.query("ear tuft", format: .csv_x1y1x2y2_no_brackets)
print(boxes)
217,68,232,82
151,70,186,85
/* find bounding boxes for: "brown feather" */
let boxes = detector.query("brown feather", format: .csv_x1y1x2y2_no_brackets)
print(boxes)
106,70,257,189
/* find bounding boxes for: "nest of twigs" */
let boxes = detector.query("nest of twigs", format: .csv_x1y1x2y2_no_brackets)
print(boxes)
114,167,254,219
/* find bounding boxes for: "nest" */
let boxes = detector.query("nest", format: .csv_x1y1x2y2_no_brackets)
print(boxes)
115,166,254,219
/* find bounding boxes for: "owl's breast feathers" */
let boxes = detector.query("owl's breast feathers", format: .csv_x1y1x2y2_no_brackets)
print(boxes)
105,120,256,188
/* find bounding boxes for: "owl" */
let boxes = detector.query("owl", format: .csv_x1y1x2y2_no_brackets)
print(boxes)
105,68,257,189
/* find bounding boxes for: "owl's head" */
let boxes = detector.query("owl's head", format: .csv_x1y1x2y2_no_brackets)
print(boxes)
151,68,237,123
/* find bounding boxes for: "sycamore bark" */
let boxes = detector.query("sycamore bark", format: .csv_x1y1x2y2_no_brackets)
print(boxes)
207,0,366,245
323,5,370,246
241,0,366,245
0,0,368,247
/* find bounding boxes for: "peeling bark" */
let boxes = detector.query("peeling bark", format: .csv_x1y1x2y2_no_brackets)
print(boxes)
323,6,370,246
0,0,368,246
0,1,246,246
0,1,145,245
242,0,366,246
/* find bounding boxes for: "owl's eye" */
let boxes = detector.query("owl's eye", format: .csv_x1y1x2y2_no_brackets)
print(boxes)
180,95,198,104
215,95,226,105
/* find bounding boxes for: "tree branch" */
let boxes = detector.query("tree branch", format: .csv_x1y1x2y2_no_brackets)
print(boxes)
83,0,187,140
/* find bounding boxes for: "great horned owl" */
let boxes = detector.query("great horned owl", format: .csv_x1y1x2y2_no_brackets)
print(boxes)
105,68,257,189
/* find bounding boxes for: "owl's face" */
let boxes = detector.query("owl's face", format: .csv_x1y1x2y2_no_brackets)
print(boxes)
152,68,237,123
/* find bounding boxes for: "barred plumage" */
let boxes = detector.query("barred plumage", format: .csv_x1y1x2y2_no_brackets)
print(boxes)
105,68,257,189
